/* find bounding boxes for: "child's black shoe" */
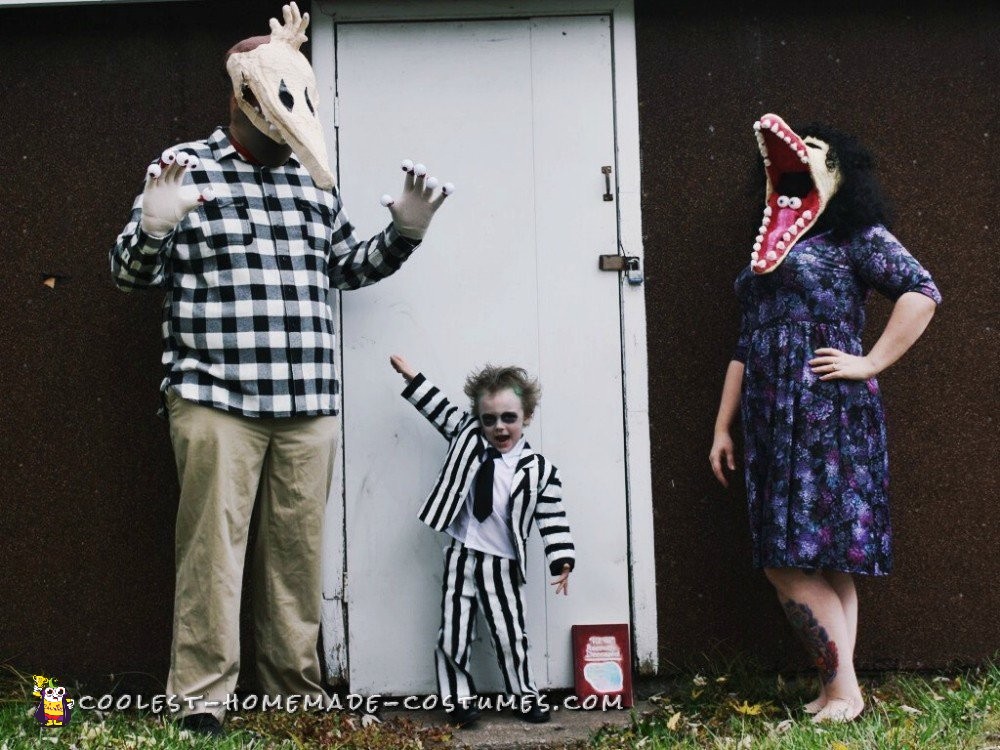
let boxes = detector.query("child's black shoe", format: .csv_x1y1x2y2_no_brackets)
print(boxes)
517,701,551,723
446,705,482,729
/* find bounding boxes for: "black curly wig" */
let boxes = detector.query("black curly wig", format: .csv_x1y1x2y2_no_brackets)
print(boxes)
751,122,895,242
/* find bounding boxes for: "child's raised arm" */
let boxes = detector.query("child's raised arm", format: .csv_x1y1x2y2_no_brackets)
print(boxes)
390,354,417,382
390,354,471,440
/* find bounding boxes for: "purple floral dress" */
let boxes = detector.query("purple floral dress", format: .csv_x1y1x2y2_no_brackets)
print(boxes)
733,225,940,575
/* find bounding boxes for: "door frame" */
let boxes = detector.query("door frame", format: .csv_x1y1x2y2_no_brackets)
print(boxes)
312,0,657,682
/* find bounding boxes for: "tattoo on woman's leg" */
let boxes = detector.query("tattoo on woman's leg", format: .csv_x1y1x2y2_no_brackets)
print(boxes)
783,599,839,684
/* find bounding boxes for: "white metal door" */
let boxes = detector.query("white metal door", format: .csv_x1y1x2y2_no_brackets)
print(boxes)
336,15,629,694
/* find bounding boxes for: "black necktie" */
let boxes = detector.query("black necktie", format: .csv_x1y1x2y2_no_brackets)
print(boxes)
473,447,502,522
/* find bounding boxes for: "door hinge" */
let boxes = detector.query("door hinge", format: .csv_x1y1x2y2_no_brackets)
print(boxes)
598,255,643,285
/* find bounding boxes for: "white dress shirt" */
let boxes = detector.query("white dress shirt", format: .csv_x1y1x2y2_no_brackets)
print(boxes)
446,436,525,559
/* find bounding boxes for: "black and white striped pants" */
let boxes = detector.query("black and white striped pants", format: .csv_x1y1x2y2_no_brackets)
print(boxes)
436,539,539,703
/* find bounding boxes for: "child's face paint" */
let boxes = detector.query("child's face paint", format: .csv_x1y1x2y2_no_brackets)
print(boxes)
477,387,529,454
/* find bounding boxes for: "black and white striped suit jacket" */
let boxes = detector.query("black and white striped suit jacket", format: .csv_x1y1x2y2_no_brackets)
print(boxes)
402,373,576,583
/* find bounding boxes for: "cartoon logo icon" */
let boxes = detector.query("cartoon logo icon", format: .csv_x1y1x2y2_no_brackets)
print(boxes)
32,675,74,728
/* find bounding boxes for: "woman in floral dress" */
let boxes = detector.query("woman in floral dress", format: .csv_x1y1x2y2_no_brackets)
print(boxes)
710,117,940,723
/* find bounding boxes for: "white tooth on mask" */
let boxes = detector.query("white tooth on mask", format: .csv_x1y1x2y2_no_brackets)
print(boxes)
766,250,777,260
776,241,786,250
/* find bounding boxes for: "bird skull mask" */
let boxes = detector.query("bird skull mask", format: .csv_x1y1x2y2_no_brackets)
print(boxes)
226,3,335,189
749,113,842,274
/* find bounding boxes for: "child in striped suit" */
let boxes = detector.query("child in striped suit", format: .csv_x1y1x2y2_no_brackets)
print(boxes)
389,355,575,728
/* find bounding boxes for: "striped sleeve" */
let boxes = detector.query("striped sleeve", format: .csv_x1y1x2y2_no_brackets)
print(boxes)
534,462,576,576
402,373,470,440
327,187,419,290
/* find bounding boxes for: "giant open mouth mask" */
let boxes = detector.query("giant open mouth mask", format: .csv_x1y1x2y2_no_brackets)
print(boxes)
226,3,334,189
749,114,842,274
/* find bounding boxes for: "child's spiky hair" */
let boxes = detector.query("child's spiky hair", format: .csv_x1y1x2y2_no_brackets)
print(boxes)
463,364,541,417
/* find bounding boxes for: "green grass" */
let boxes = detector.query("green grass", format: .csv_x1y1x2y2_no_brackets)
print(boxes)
2,661,998,749
590,660,1000,749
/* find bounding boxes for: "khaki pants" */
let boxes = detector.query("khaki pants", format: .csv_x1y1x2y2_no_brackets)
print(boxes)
163,390,339,720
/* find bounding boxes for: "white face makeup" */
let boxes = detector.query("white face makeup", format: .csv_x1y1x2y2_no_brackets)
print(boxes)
477,387,530,454
226,3,335,189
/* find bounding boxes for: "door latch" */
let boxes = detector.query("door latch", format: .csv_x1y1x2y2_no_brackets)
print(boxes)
598,255,643,285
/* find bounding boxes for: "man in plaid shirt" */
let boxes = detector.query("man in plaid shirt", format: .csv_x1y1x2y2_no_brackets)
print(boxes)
109,4,452,736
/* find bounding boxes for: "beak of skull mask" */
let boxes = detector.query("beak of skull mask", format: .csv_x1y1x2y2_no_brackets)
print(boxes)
749,113,842,274
226,3,334,189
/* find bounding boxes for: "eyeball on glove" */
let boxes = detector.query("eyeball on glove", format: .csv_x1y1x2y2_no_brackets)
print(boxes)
380,158,454,240
139,151,214,238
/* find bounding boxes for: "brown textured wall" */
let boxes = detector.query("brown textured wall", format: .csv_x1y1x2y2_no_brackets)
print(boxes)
0,0,304,690
636,1,999,670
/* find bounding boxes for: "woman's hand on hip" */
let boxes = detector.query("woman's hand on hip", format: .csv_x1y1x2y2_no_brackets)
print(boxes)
809,348,878,381
710,431,736,488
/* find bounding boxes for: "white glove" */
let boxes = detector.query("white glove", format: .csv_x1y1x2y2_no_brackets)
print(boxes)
380,160,454,241
139,149,215,238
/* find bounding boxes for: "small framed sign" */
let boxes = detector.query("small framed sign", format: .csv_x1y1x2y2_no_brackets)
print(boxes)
571,623,633,708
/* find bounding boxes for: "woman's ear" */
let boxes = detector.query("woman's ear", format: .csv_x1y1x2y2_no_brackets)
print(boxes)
523,413,533,426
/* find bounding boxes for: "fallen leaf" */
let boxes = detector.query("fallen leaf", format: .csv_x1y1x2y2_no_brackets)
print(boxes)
831,742,851,750
774,719,794,734
667,711,682,731
900,705,922,715
731,700,765,716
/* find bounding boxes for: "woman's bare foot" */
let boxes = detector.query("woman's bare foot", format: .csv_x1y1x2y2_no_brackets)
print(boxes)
811,694,864,724
803,692,827,715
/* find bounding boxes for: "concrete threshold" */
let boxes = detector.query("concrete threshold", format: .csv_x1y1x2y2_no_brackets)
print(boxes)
381,699,647,750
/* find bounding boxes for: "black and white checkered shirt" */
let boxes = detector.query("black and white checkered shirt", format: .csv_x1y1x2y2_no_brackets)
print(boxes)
110,127,419,418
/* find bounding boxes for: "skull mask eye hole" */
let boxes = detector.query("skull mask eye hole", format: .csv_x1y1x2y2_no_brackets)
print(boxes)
305,88,315,115
279,79,294,111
